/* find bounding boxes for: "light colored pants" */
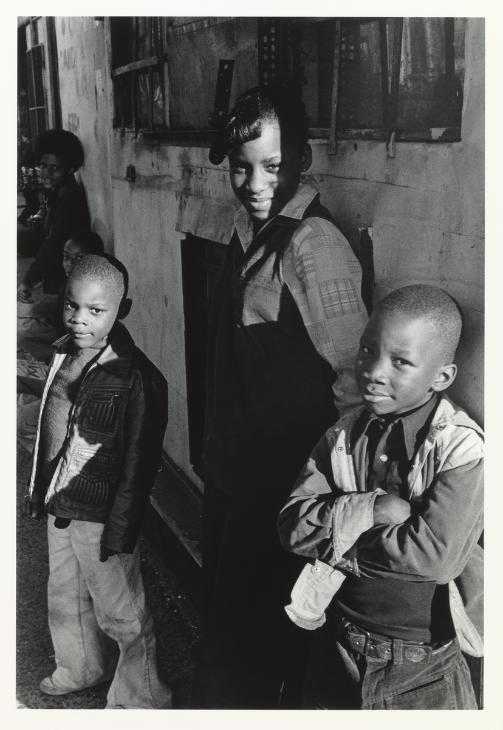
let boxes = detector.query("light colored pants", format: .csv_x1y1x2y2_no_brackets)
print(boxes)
47,516,171,708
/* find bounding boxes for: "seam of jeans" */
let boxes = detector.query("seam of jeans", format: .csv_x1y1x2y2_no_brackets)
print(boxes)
72,522,95,685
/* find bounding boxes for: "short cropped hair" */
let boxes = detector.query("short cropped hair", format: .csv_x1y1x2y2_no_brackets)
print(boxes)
67,230,105,255
35,129,85,171
211,83,308,164
375,284,463,362
69,254,129,301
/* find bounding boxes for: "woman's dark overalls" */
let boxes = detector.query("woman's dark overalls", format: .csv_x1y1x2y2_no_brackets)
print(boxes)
195,198,340,708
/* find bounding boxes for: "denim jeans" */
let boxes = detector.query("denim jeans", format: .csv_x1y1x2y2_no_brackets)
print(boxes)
47,516,171,708
303,614,478,709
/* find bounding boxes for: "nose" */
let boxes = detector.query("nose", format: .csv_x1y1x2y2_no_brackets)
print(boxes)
247,166,267,195
70,308,86,325
361,355,388,384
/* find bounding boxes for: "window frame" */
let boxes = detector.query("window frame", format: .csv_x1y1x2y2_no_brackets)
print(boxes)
110,17,169,134
110,16,243,144
109,16,465,147
329,17,464,149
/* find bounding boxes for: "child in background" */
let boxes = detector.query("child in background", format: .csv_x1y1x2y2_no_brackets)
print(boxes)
279,285,483,710
24,254,171,709
62,230,105,278
18,129,90,301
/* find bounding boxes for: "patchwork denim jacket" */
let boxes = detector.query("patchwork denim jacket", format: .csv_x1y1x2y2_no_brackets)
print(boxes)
26,324,168,553
279,396,484,656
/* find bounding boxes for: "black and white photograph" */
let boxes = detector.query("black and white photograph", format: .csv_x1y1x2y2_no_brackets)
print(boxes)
14,10,489,719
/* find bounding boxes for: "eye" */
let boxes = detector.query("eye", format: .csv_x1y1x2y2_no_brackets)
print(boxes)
393,357,412,367
265,163,280,173
89,307,103,315
63,300,74,311
230,164,246,175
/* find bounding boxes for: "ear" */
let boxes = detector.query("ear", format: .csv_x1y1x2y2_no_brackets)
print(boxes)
300,143,312,172
431,363,457,393
118,297,132,320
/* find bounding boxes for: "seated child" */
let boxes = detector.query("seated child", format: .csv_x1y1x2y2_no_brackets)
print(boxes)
24,254,171,709
278,284,483,710
18,129,90,301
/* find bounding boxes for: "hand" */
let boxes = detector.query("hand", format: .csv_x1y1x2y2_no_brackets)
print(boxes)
373,494,411,525
99,545,119,563
23,494,43,519
333,368,363,410
17,283,33,303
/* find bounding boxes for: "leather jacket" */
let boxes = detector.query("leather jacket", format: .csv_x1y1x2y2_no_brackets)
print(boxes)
27,324,168,553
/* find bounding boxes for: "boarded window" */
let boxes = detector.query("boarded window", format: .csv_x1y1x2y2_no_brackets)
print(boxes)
110,17,466,142
258,17,466,142
166,18,258,131
111,17,168,131
335,17,466,142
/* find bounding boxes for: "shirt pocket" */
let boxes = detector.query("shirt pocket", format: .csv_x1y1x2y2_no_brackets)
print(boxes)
64,472,112,507
80,387,127,435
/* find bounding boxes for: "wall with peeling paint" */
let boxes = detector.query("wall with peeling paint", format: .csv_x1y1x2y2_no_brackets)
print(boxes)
55,17,114,249
53,17,484,488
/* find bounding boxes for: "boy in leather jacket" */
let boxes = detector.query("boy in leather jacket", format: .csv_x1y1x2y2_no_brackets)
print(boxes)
24,254,171,709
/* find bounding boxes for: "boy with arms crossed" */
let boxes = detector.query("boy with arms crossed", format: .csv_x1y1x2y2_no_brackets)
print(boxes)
279,285,483,709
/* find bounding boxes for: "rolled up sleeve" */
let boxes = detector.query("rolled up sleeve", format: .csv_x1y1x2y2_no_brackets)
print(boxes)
278,432,380,571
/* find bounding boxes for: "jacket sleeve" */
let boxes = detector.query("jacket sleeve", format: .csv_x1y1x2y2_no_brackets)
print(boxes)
278,431,381,570
102,368,169,553
354,457,483,583
284,218,368,411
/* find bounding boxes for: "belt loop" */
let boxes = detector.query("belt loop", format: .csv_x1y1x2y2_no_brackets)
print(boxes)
392,638,403,665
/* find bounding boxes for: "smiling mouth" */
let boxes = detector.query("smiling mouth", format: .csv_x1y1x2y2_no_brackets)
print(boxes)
246,198,271,208
361,387,391,401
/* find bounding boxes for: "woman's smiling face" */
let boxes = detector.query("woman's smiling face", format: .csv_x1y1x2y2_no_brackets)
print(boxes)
228,120,304,225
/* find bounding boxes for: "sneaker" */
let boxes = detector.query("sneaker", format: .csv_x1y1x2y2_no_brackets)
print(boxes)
39,673,111,696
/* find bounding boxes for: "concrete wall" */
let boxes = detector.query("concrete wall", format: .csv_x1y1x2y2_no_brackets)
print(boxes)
55,17,114,249
53,17,484,488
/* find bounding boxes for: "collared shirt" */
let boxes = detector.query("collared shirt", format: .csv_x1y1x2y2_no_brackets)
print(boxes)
232,183,367,370
334,396,453,643
233,183,324,252
278,394,483,647
351,395,440,497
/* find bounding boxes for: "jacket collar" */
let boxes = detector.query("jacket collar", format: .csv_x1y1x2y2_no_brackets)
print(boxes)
233,182,319,252
426,394,484,439
52,322,135,377
351,395,439,462
337,394,483,452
